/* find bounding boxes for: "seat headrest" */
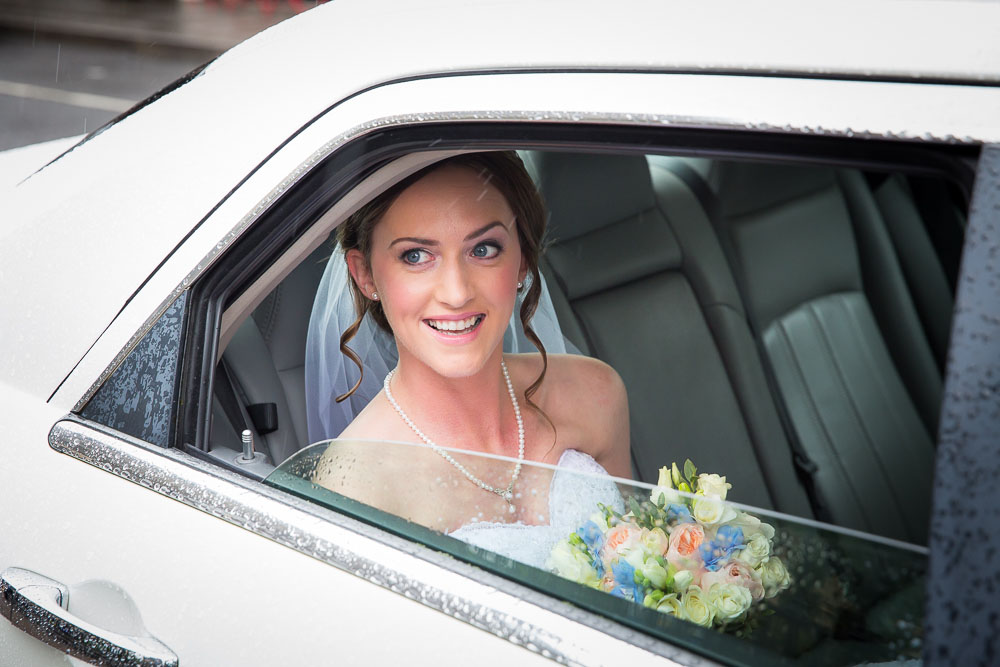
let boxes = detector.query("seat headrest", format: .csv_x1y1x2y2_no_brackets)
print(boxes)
528,151,656,242
709,161,837,218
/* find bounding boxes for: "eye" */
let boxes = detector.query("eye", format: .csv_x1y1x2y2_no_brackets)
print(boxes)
401,248,430,265
471,242,501,259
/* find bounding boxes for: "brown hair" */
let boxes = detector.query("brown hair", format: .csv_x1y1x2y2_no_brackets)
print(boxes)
335,151,550,412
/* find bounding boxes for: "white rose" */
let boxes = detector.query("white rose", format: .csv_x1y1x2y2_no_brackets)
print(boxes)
692,496,737,525
650,467,681,506
672,569,695,593
622,546,646,570
707,583,753,624
697,473,732,500
650,485,682,507
546,540,600,587
655,593,682,617
680,585,715,627
736,532,771,568
641,528,669,556
640,559,669,589
730,511,775,541
758,556,791,598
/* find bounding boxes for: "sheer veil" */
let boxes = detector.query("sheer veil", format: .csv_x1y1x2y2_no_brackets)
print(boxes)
304,245,572,444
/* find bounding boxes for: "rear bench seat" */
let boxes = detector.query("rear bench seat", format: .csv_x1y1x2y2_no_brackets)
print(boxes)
525,151,815,518
707,161,939,544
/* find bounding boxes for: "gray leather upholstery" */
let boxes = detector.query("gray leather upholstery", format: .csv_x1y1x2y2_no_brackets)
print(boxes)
252,243,329,449
529,151,813,516
220,243,329,466
872,175,955,373
710,160,939,544
765,293,933,542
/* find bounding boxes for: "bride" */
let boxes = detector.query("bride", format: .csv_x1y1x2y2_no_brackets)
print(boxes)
308,151,630,566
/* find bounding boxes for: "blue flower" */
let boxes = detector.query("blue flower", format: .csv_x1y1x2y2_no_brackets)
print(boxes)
609,560,645,601
699,525,745,571
578,521,605,554
665,504,694,524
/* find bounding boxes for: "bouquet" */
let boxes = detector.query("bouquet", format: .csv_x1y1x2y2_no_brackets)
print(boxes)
546,460,790,633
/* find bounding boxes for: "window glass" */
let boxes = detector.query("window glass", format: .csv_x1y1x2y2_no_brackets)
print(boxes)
80,291,187,447
267,441,927,665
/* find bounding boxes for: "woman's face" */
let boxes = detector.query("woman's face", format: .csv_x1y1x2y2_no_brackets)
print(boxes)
350,164,526,379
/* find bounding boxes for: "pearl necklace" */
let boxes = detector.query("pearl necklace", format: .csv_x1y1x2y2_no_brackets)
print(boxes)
383,360,525,513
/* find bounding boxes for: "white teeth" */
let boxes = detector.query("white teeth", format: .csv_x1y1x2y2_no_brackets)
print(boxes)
427,316,481,332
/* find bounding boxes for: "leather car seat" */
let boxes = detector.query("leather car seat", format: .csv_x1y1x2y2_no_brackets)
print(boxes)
708,161,939,544
526,150,814,518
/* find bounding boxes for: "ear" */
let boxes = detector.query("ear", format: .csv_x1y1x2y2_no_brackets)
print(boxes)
518,253,529,286
345,249,376,299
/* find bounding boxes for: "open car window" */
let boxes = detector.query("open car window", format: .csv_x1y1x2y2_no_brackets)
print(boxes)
267,440,927,665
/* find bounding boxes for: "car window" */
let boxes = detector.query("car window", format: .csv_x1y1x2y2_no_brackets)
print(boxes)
267,440,928,665
80,291,188,447
76,131,970,661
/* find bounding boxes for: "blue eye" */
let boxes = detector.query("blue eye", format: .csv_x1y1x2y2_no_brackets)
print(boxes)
472,242,501,259
401,249,429,265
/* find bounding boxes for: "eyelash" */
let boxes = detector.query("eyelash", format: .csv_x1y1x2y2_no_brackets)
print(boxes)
399,241,503,265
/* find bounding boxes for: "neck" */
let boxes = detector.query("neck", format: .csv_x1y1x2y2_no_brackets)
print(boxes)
389,350,516,456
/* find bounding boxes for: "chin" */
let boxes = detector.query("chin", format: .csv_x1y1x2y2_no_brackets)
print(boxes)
419,350,494,379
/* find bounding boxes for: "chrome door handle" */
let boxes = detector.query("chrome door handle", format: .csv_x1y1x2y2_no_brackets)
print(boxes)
0,567,178,667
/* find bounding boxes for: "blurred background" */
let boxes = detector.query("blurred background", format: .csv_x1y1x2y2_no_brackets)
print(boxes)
0,0,328,151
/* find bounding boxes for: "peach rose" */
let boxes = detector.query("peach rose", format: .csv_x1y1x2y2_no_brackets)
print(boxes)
666,522,705,571
600,523,642,564
700,559,764,602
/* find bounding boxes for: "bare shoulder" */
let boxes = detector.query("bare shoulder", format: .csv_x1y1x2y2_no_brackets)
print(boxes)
508,353,631,478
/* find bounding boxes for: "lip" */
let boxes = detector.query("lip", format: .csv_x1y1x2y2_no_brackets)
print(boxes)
423,313,485,344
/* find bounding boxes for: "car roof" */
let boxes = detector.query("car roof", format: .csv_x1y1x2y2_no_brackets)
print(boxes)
3,0,998,400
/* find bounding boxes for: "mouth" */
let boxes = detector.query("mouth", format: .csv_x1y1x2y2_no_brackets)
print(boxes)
424,314,485,336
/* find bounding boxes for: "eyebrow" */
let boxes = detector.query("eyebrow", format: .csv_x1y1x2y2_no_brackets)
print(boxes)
388,221,508,248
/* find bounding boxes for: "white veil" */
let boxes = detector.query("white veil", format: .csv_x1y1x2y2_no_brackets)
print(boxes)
304,245,572,444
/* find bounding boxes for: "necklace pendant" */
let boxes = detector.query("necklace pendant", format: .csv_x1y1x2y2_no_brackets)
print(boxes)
508,503,516,514
502,489,513,502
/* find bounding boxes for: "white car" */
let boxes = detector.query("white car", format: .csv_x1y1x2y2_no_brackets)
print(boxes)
2,1,999,665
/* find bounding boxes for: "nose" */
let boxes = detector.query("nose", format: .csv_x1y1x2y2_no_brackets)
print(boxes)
435,255,473,309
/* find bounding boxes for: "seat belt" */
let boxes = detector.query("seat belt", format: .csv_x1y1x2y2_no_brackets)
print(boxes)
657,158,831,522
215,360,256,450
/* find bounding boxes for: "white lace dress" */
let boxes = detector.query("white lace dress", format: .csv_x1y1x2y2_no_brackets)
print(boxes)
449,449,625,569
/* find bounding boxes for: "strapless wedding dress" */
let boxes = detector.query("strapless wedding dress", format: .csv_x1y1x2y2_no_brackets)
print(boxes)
449,449,624,569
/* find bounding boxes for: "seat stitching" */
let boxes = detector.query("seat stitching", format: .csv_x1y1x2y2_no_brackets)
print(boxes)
773,317,869,530
806,298,910,537
836,295,928,540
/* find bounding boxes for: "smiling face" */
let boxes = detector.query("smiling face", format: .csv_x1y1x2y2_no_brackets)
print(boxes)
347,164,526,379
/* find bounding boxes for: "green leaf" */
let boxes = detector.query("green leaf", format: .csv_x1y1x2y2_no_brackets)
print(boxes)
656,492,666,508
684,459,697,483
629,496,643,518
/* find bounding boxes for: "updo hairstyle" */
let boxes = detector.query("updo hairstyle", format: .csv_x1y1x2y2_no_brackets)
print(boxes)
335,151,550,408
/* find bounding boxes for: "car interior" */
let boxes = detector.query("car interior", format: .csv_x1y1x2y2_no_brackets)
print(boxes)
209,146,965,550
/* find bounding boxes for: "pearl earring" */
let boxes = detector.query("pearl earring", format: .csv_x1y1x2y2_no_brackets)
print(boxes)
371,292,378,301
517,281,523,290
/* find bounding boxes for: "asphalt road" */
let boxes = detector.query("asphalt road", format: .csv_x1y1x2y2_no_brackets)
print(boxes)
0,29,210,151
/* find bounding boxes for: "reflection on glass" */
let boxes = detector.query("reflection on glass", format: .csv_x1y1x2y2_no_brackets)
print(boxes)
267,441,927,666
